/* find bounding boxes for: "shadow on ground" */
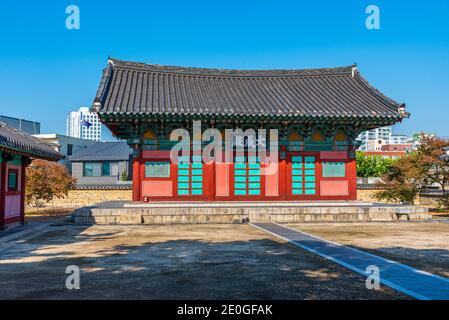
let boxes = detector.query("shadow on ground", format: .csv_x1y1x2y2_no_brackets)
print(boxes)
0,223,409,300
347,245,449,279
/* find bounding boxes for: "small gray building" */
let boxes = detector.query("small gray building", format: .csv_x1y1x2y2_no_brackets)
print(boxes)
69,142,133,186
33,133,96,171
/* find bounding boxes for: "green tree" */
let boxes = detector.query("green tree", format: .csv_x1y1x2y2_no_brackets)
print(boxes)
356,151,396,177
26,159,77,207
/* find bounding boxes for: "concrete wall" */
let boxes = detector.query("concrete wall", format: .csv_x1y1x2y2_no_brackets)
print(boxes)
72,161,129,185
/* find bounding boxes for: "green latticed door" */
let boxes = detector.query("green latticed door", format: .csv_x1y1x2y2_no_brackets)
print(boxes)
177,155,203,196
290,155,317,196
233,156,261,196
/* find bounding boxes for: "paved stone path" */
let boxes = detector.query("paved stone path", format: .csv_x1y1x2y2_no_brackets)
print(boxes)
251,222,449,300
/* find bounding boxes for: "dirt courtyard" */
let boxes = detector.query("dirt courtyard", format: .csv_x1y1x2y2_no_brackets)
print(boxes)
0,223,406,300
288,221,449,278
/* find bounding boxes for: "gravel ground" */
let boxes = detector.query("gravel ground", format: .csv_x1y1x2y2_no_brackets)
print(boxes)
287,221,449,278
0,223,406,300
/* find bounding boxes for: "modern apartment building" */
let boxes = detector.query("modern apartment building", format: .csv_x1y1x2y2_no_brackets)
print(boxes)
389,134,408,145
357,126,411,151
66,107,102,141
356,126,393,151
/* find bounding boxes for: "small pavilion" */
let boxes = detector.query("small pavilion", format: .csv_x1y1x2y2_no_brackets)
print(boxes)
0,122,61,229
91,58,408,202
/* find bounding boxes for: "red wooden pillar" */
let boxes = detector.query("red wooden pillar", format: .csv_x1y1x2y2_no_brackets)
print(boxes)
280,145,288,200
0,153,7,230
132,152,142,202
347,156,358,200
19,156,28,225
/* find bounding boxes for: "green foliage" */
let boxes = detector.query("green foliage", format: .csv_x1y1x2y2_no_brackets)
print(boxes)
121,169,128,181
356,152,396,178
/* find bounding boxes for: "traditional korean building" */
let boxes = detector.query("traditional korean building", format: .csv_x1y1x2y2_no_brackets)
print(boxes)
0,122,61,229
92,58,408,202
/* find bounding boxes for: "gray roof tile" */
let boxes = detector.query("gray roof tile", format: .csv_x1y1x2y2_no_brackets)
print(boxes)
69,142,132,162
0,122,61,160
93,58,405,121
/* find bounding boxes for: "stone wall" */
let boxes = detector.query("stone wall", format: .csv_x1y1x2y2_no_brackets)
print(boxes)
29,189,132,209
29,188,440,209
357,189,385,203
357,189,441,207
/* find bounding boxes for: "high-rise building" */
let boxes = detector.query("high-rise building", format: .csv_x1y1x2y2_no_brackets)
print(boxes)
0,115,40,134
66,107,101,141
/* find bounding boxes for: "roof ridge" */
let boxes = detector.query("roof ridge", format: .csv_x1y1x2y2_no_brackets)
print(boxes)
108,58,356,78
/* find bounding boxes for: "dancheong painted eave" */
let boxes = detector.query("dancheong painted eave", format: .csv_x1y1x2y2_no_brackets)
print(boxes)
92,58,408,123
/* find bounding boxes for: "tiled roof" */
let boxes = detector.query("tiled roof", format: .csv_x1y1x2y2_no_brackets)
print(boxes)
0,122,61,161
93,58,406,121
69,142,132,161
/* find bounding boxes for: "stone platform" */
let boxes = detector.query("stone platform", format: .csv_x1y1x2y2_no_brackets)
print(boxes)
73,201,431,225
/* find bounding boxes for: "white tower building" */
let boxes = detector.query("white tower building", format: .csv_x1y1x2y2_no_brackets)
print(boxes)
66,107,101,141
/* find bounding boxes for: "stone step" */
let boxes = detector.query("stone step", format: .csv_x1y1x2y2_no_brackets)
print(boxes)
73,203,431,225
124,201,374,208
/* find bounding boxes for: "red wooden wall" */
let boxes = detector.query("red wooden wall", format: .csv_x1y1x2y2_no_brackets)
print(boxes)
132,150,357,202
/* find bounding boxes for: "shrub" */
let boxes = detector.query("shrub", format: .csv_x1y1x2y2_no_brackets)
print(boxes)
26,159,77,207
375,136,449,207
356,151,396,178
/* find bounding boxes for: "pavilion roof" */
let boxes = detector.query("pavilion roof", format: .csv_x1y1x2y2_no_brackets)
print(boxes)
0,122,61,161
93,58,407,124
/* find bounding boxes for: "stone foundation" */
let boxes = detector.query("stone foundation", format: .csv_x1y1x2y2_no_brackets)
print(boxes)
74,202,431,225
33,188,439,221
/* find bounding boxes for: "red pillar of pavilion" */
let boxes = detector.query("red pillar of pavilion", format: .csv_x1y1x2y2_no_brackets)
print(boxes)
132,153,141,201
19,156,28,225
0,153,7,229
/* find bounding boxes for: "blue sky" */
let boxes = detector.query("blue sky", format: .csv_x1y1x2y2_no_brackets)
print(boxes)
0,0,448,140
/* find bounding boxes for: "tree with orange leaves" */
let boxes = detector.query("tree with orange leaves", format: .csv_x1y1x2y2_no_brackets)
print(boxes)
26,159,77,207
417,136,449,208
376,136,449,207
